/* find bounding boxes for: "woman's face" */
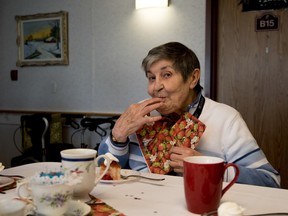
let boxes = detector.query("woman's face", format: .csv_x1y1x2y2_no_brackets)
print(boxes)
147,59,198,115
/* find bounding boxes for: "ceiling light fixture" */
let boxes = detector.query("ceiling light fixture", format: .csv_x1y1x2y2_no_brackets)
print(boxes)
135,0,169,10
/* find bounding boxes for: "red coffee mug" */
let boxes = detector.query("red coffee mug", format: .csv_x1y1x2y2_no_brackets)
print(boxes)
183,156,239,214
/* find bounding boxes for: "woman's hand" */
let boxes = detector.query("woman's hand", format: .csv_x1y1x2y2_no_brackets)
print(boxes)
169,146,203,173
112,98,164,142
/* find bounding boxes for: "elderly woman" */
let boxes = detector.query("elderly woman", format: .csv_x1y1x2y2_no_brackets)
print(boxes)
98,42,280,188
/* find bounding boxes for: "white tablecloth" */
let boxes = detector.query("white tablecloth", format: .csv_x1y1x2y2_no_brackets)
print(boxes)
1,162,288,216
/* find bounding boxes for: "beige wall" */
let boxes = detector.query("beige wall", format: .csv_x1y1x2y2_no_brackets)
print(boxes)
0,0,206,114
0,0,207,167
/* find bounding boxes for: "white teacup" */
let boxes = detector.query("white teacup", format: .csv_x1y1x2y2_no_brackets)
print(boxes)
17,180,73,216
60,148,111,200
0,199,26,216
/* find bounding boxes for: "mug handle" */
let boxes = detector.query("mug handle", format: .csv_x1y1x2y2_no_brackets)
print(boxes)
16,180,34,205
94,155,111,185
222,163,239,196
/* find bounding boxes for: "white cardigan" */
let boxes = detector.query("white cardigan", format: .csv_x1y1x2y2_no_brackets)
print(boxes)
99,97,280,188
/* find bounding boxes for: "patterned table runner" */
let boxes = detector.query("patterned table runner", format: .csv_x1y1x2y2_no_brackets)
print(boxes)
87,194,126,216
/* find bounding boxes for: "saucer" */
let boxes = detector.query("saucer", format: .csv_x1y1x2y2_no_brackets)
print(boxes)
100,169,140,184
30,200,91,216
64,200,91,216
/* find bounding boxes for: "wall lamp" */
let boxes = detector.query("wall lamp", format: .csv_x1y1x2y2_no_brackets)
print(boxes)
135,0,169,9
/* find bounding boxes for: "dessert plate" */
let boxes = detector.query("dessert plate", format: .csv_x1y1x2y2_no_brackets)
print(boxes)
0,176,14,188
100,169,140,184
64,200,91,216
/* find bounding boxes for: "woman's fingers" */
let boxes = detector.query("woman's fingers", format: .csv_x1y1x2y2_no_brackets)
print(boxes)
139,98,164,115
112,98,164,140
169,147,203,174
169,160,184,173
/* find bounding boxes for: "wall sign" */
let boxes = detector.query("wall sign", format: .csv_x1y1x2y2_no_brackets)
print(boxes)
255,13,279,31
240,0,288,12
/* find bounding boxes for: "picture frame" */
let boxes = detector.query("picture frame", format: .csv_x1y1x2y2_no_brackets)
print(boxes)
15,11,68,67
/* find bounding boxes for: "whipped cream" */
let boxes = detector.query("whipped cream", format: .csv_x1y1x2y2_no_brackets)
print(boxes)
104,152,119,166
218,202,245,216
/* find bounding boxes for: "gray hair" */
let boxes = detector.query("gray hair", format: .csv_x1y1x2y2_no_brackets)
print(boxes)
142,42,202,93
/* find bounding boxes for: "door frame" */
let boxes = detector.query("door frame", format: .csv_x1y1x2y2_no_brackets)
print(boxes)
204,0,218,100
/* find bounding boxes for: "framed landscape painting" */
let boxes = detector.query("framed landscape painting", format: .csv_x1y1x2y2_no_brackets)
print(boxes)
15,11,68,67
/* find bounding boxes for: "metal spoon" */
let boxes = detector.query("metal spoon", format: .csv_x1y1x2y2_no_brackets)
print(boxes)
120,174,165,181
